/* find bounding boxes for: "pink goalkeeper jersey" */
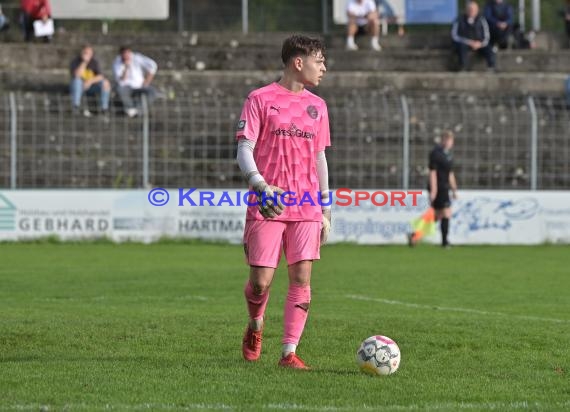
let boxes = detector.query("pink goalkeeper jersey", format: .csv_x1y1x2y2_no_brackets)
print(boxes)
236,82,331,222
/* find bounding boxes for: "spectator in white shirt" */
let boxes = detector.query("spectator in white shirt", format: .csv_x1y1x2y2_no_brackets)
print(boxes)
112,46,158,117
346,0,381,51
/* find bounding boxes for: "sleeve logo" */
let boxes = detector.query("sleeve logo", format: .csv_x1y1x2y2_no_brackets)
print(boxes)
237,120,246,131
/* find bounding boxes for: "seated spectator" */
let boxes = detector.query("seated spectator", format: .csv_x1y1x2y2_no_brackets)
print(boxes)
20,0,52,42
0,5,10,32
346,0,382,51
112,46,158,118
452,1,496,72
69,45,111,117
512,23,536,49
378,0,405,36
484,0,514,49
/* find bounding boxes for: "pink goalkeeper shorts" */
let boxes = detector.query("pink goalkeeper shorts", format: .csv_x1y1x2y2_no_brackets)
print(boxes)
243,220,321,268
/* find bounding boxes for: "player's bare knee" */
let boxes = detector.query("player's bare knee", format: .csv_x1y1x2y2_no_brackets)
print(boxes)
250,280,270,295
289,271,311,286
288,261,312,286
291,279,310,288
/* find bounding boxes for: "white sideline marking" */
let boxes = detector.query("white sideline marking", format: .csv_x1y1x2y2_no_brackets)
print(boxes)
266,401,570,411
346,294,570,324
3,401,570,411
36,295,209,302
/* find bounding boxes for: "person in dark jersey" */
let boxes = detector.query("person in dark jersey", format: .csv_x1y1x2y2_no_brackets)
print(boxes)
409,131,458,248
428,130,458,247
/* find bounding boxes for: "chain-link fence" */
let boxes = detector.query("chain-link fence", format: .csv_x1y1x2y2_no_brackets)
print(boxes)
0,90,569,190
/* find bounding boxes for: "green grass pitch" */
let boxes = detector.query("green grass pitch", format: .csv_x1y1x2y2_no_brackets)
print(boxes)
1,243,569,411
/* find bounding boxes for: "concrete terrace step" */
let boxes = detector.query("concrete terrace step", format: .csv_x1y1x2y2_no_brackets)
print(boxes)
2,43,570,73
1,70,568,96
2,30,565,51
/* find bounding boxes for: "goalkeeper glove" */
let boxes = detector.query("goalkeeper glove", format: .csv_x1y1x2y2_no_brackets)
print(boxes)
252,180,287,219
321,208,331,246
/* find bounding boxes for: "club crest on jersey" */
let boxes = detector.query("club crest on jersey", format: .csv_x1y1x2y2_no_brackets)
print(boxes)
237,120,246,131
306,105,318,119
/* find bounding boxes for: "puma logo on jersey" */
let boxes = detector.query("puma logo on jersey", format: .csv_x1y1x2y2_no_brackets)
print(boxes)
270,105,280,113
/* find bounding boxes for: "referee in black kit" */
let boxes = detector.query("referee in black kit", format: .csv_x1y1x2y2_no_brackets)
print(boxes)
428,130,458,248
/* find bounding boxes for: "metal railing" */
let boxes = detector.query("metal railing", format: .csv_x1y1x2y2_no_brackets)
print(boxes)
0,90,569,190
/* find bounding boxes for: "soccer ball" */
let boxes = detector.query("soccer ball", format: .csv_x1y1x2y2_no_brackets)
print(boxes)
356,335,401,376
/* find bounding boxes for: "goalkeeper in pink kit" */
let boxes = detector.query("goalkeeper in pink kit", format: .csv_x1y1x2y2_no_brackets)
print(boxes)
235,35,331,369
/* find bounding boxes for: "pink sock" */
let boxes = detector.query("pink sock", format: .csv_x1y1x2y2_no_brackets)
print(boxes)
283,284,311,345
244,280,269,323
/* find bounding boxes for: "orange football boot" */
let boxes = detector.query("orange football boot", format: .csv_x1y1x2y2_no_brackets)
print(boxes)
278,353,310,370
242,326,263,361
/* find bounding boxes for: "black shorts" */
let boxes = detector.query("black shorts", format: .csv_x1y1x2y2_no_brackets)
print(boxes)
432,189,451,210
356,25,368,36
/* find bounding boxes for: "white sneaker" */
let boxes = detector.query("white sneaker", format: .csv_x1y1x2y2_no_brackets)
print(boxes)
82,109,93,118
346,42,359,51
371,38,382,52
126,108,139,118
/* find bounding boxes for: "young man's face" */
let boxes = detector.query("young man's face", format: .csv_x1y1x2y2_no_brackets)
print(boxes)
467,3,479,18
298,50,327,87
121,49,133,64
81,47,93,62
443,137,455,151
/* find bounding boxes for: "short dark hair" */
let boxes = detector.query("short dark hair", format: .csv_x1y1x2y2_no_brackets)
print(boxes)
119,45,131,54
281,35,325,65
442,130,455,140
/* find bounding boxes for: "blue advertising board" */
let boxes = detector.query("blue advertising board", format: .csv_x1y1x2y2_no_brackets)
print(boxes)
335,0,458,25
405,0,458,24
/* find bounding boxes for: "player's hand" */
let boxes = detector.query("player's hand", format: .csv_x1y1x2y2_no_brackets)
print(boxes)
452,190,458,200
252,181,286,219
429,191,436,203
321,209,331,246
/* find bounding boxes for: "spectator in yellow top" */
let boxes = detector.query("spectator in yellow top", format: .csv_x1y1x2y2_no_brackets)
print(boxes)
70,45,111,117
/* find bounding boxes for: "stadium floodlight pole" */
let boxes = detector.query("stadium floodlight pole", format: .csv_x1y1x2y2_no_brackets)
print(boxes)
528,96,538,191
142,95,150,188
531,0,540,31
518,0,526,31
400,95,410,190
242,0,249,34
9,92,17,189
